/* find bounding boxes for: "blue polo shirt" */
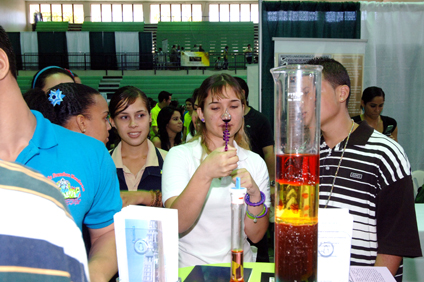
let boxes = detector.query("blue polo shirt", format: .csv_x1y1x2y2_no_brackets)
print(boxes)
16,111,122,231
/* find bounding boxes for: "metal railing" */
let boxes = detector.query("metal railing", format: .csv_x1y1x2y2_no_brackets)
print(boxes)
19,51,258,75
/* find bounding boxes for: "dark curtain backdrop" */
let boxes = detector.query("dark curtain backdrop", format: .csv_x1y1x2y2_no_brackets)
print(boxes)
261,1,360,128
139,32,153,70
89,32,117,70
7,32,22,71
37,32,69,69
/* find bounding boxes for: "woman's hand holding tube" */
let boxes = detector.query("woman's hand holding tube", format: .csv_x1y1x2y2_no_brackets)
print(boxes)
201,145,238,180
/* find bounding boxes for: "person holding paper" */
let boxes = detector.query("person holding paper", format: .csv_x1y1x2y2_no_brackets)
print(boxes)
307,57,421,281
0,26,121,282
161,73,270,267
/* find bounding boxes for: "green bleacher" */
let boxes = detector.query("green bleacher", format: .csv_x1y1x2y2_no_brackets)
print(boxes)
80,76,102,90
81,22,145,32
35,22,69,32
119,75,247,103
17,76,33,93
156,22,254,54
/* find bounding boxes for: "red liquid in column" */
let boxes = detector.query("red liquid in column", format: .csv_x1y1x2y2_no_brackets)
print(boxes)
230,250,244,282
275,154,319,282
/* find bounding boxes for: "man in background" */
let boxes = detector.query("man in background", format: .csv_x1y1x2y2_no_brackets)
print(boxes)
151,90,172,138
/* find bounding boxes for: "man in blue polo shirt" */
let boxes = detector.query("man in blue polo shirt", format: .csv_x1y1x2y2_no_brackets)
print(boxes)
0,25,121,282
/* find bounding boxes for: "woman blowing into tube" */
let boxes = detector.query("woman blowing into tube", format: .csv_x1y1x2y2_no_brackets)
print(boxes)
161,74,270,267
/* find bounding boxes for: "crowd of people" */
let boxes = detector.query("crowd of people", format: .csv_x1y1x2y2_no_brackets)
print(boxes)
0,24,421,282
154,43,254,70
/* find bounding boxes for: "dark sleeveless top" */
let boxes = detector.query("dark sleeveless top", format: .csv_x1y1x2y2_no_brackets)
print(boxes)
352,115,397,136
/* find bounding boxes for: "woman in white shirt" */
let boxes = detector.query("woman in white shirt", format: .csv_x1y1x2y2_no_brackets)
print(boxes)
162,73,270,267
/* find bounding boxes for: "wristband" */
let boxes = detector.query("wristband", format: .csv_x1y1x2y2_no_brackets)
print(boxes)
150,190,156,206
246,204,268,223
154,190,163,207
245,191,265,206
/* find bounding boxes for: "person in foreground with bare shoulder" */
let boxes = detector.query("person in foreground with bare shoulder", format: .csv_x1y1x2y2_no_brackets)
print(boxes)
161,73,270,267
0,25,121,281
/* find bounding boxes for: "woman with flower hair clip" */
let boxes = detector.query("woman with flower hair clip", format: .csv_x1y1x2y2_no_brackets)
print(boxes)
24,82,111,145
161,73,270,267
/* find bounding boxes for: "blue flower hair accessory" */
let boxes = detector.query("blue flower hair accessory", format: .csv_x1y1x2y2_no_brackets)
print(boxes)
48,89,66,106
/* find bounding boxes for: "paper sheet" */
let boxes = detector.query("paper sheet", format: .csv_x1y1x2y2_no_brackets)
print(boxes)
114,205,179,282
349,266,396,282
318,208,353,282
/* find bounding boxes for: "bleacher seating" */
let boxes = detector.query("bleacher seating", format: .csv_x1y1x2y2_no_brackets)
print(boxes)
156,22,254,54
17,76,33,93
119,75,247,104
81,22,145,32
17,74,247,106
80,76,102,90
35,22,69,32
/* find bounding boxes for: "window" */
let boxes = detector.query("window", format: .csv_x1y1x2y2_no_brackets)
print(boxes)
230,4,239,22
209,3,258,23
51,4,62,22
40,4,51,22
134,5,143,22
123,5,133,22
29,3,83,24
91,4,143,22
150,4,160,24
171,4,181,22
151,4,202,23
112,4,123,22
102,4,112,22
192,5,202,22
161,4,171,22
209,4,219,22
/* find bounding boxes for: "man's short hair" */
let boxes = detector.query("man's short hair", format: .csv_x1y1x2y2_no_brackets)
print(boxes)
234,77,249,101
158,91,172,103
0,25,17,79
307,57,351,107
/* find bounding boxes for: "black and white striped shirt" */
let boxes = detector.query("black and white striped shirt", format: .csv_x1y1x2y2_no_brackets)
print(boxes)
319,122,421,281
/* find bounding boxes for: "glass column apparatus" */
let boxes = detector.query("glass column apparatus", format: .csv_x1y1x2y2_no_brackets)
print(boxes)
230,178,247,282
270,65,322,282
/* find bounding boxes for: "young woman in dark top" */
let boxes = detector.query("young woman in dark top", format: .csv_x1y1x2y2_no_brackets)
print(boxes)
352,86,398,141
109,86,166,207
152,106,183,151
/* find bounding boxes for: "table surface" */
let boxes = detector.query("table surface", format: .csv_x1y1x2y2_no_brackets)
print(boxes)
179,262,275,282
179,204,424,282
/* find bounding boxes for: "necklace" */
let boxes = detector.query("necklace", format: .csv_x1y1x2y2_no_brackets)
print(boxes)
324,120,355,208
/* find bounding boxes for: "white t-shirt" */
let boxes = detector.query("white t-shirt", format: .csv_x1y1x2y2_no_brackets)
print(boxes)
162,138,270,267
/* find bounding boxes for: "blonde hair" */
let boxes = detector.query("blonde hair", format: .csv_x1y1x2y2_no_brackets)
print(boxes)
193,73,250,152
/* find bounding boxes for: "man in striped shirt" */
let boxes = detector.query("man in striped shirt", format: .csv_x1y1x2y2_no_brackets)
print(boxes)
308,57,421,281
0,160,89,281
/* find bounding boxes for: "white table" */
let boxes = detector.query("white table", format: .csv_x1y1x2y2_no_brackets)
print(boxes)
403,204,424,282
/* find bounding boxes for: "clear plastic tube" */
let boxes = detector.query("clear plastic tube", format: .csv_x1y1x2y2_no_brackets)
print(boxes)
230,178,246,282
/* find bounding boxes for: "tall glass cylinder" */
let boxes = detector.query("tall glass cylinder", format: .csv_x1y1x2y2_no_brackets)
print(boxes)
270,65,322,282
230,186,247,282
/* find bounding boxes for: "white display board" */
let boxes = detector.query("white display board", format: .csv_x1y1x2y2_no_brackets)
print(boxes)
273,38,367,116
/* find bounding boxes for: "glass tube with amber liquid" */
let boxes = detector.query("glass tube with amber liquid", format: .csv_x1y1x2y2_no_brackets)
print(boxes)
230,178,246,282
270,65,323,282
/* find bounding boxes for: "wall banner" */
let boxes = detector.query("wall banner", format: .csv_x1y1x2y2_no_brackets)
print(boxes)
181,52,210,67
